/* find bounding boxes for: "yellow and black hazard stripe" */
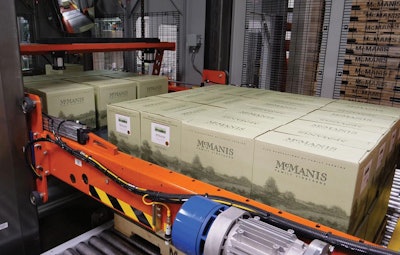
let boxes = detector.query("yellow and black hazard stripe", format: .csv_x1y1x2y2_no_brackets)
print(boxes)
89,185,153,229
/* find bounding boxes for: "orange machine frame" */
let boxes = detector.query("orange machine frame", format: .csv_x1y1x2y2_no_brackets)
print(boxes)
168,69,227,92
20,42,174,76
202,69,227,85
27,93,392,255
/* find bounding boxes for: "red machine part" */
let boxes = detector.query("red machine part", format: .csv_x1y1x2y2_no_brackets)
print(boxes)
27,94,392,255
168,69,227,92
202,69,227,84
20,42,174,77
20,42,175,55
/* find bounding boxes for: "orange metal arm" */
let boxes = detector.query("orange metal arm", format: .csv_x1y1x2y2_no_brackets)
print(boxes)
20,42,175,55
26,94,390,254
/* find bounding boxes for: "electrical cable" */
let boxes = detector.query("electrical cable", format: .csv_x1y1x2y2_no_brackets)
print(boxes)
25,134,192,203
190,51,202,77
206,195,399,255
41,55,52,65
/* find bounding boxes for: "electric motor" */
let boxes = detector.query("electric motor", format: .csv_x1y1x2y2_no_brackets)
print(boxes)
172,196,333,255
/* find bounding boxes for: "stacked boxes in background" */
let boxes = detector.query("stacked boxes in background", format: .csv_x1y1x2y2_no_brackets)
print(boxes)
125,75,169,99
82,79,137,128
24,79,97,128
343,1,400,106
64,76,137,128
285,0,325,95
106,85,400,237
23,71,169,129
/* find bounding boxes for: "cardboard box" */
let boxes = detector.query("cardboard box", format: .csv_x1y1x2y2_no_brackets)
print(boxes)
159,90,210,102
25,82,96,128
107,97,173,156
228,101,313,119
103,71,138,79
312,109,398,165
63,75,111,84
200,85,265,96
209,96,255,108
174,92,234,105
275,119,392,209
108,97,220,169
24,79,73,88
321,101,400,119
23,74,65,83
322,101,400,144
317,104,400,183
167,104,223,120
252,131,376,233
139,102,214,168
66,70,116,77
364,169,395,242
125,75,168,98
300,110,394,133
241,96,324,113
158,87,240,106
83,78,137,127
180,114,280,197
243,90,334,106
275,119,383,149
301,109,399,204
107,104,142,156
219,108,297,125
157,87,203,99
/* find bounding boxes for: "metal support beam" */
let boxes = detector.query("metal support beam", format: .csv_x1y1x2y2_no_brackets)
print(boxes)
316,0,351,98
0,0,40,254
229,0,246,86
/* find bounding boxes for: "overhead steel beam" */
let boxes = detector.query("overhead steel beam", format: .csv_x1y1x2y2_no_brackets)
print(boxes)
20,42,176,55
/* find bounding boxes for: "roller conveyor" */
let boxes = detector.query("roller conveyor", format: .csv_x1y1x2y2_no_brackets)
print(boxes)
41,221,160,255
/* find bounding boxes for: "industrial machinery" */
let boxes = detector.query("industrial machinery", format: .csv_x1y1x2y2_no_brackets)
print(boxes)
23,92,400,255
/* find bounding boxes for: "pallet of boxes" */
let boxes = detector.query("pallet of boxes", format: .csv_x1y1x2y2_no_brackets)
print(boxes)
107,85,400,242
343,0,400,107
23,71,168,130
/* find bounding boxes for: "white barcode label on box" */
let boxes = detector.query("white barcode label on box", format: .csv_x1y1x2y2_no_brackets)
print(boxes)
151,123,170,147
116,114,131,135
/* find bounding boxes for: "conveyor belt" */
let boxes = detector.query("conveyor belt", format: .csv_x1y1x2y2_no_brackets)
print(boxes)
41,221,160,255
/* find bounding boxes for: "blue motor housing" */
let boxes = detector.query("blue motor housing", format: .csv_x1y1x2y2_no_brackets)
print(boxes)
171,196,227,255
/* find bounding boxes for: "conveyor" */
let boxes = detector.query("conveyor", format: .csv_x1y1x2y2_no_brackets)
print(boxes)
41,221,160,255
24,93,400,255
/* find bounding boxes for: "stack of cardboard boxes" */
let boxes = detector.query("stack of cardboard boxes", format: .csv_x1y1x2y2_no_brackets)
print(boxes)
342,1,400,107
23,69,399,240
107,85,400,240
23,71,168,129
